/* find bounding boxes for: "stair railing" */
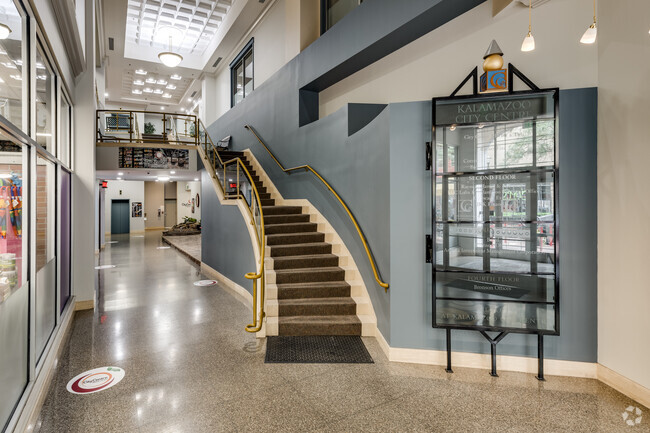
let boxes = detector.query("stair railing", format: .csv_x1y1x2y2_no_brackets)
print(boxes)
244,124,389,291
197,120,266,332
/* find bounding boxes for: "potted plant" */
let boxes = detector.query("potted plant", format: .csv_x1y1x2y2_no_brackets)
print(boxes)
144,122,156,134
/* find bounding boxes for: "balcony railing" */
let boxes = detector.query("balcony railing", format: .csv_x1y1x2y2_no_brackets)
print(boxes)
96,109,199,147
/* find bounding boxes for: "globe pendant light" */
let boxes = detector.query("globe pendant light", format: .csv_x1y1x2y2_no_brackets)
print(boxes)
580,0,597,44
158,35,182,67
0,23,11,40
521,0,535,52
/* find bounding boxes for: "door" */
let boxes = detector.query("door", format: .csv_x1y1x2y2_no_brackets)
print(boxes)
164,199,176,228
111,200,130,234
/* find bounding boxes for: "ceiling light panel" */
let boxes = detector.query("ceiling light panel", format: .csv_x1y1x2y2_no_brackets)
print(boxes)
125,0,232,56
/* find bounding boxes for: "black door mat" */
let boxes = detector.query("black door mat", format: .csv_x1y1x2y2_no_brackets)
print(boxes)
265,336,374,364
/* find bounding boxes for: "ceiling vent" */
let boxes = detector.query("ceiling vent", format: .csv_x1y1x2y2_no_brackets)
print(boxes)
108,37,114,51
212,57,222,68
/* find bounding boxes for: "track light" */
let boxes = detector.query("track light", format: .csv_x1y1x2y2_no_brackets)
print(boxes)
521,0,535,52
580,0,597,44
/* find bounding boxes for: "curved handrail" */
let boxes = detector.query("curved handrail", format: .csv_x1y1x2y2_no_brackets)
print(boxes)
197,119,266,332
244,124,389,291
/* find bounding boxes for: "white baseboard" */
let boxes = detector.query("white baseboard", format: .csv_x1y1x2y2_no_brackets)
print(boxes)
200,262,253,308
598,364,650,409
374,329,650,407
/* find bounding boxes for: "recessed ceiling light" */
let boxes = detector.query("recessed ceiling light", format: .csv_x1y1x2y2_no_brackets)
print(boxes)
37,75,46,80
143,88,153,93
153,89,163,94
160,106,165,110
36,62,45,69
158,176,170,181
145,77,156,84
0,78,5,83
132,89,142,95
105,92,109,97
170,171,176,174
157,79,167,85
117,177,122,180
170,74,182,80
2,62,16,69
166,84,176,90
133,79,144,85
118,172,124,176
36,133,52,137
187,98,192,102
194,178,199,181
10,75,21,81
162,93,172,98
135,69,147,75
13,60,22,66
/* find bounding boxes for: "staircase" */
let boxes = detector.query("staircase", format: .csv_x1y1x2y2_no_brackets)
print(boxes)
218,150,362,336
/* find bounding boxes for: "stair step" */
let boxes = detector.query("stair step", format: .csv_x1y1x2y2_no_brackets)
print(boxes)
278,297,356,316
278,315,361,336
266,232,325,246
262,206,303,216
274,266,345,284
261,199,276,206
258,193,272,200
264,214,310,225
271,254,339,270
276,281,351,299
269,242,332,257
265,222,318,235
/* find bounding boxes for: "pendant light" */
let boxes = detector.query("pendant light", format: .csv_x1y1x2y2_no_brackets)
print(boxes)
580,0,597,44
521,0,535,52
0,23,11,40
158,35,183,67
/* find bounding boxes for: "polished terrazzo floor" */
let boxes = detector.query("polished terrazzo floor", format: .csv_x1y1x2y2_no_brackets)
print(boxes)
33,232,648,432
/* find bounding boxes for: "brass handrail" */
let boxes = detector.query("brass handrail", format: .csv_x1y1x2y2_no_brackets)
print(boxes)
244,124,389,291
197,120,266,332
96,109,199,147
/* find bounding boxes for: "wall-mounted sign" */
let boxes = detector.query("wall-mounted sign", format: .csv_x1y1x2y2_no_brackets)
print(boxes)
118,147,189,169
132,202,142,217
67,367,125,394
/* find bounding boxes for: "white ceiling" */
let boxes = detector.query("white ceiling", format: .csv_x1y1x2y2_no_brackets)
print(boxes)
125,0,232,57
97,169,201,182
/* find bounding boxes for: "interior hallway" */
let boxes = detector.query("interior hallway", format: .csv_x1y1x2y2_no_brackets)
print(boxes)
32,232,648,432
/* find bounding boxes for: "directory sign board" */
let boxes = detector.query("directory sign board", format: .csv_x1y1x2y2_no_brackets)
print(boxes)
432,90,559,334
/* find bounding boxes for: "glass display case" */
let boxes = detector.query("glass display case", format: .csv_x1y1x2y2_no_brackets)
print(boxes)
432,90,558,334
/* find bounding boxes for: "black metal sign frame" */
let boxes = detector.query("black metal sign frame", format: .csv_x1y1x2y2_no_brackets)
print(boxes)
430,64,559,379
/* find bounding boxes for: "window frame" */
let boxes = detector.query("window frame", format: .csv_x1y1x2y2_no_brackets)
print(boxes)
230,38,254,108
320,0,363,34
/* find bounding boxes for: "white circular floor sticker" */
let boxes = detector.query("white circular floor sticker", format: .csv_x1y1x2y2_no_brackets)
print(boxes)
67,367,125,394
194,280,217,286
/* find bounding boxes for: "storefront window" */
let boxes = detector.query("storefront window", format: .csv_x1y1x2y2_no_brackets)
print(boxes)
59,94,71,167
0,0,27,132
35,154,56,361
0,133,28,431
35,46,54,152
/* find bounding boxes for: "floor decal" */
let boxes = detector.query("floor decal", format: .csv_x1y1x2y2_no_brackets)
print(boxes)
94,265,116,270
66,367,125,394
194,280,217,287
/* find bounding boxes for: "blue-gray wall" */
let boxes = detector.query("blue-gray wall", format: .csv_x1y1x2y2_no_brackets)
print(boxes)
385,89,598,362
201,0,598,362
201,170,256,293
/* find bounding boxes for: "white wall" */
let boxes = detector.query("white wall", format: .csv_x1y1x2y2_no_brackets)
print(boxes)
597,0,650,390
176,180,201,224
320,0,599,116
104,180,145,234
213,0,301,119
